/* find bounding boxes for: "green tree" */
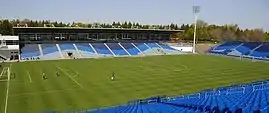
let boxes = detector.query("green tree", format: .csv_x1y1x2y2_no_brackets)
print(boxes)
112,21,116,28
265,32,269,42
127,22,132,28
0,20,13,35
122,21,128,28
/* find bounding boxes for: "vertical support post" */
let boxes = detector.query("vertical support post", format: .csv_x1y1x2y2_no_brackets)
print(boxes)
192,6,200,53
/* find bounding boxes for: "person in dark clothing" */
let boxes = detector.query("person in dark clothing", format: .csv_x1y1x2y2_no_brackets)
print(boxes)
56,71,60,77
42,72,47,80
111,71,115,81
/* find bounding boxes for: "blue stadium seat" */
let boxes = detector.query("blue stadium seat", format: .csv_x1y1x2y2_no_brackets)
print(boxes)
234,42,262,55
76,43,94,52
20,44,41,59
41,44,62,59
42,44,59,55
146,43,160,48
158,43,177,51
133,43,149,52
88,80,269,113
120,43,140,55
59,43,81,58
76,43,96,57
59,43,75,51
209,41,242,55
91,43,113,55
250,43,269,58
215,41,242,50
208,41,269,60
243,42,261,50
106,43,128,56
134,43,163,55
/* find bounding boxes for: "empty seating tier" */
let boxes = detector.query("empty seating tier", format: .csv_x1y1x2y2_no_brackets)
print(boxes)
234,42,261,55
88,80,269,113
243,42,261,49
91,43,113,55
146,43,160,48
41,44,62,59
59,43,75,51
106,43,128,55
209,41,269,59
121,43,140,55
42,44,59,55
158,43,177,51
76,43,96,57
20,44,40,59
255,43,269,53
20,43,184,60
76,43,94,53
251,43,269,58
59,43,80,58
133,43,149,51
215,41,242,50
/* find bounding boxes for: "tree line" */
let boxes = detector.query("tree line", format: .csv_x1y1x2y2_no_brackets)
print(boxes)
0,19,268,42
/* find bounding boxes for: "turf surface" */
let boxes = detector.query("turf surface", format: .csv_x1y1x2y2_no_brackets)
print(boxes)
1,54,269,113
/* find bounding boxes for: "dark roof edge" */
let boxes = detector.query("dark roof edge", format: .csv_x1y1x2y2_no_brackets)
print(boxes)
13,27,183,32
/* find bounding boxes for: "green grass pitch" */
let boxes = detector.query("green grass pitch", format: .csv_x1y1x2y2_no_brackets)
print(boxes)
1,54,269,113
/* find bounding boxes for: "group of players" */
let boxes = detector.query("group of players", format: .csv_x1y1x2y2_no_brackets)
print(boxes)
42,71,60,80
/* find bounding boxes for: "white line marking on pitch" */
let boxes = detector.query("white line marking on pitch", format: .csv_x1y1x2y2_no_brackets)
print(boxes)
4,64,11,113
56,65,83,88
27,71,32,83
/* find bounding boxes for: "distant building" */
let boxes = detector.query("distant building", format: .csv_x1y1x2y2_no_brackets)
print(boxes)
0,35,19,60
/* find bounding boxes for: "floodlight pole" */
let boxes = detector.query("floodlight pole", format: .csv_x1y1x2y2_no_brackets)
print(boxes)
192,6,200,53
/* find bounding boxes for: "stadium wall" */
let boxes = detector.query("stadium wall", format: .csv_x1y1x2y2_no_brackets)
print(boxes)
170,46,193,52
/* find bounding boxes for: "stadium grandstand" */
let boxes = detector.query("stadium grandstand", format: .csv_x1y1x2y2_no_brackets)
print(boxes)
208,41,269,60
13,27,192,60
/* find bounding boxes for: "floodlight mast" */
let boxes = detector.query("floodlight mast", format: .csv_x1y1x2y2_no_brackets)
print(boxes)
192,6,200,53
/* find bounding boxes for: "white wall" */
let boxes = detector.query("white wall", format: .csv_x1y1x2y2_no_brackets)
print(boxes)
0,45,19,50
0,36,19,40
7,45,20,50
170,46,193,52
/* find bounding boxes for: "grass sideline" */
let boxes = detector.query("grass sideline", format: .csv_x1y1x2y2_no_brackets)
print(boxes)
1,54,269,112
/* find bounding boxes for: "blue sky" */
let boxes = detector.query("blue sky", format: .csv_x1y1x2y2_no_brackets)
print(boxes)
1,0,268,31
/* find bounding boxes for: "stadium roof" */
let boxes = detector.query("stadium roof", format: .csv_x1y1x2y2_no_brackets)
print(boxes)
13,27,183,31
13,27,183,34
